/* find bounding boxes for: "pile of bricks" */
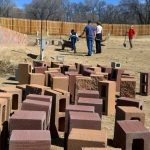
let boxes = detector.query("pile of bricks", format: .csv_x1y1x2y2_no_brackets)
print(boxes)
0,60,149,150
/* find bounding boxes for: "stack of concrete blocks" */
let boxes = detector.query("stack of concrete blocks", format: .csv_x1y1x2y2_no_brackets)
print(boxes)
44,89,70,137
79,64,92,75
18,63,32,84
68,128,107,150
9,130,51,150
140,72,150,96
97,65,112,78
65,72,82,104
98,81,116,115
109,68,124,92
115,106,145,124
16,84,27,101
0,87,22,112
9,110,46,131
0,26,27,46
34,66,47,74
77,97,103,118
82,148,122,150
120,78,136,98
51,61,63,68
116,97,144,110
61,64,77,74
113,120,150,150
25,84,50,96
21,99,52,129
29,73,45,86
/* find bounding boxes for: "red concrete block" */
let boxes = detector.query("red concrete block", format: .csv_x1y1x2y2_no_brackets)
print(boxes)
116,97,144,110
77,97,103,118
51,61,63,68
9,130,51,150
79,64,92,75
140,72,150,96
0,86,22,112
18,63,32,84
115,106,145,124
65,105,95,134
9,110,46,131
97,65,112,74
26,94,52,103
33,60,51,68
98,81,116,115
34,66,47,74
61,64,77,74
29,73,45,86
68,129,107,150
48,67,61,72
114,120,150,150
21,99,51,128
69,111,101,132
88,67,101,74
82,69,94,76
16,84,26,101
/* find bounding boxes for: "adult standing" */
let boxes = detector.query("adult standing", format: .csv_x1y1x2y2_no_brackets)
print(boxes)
79,20,95,56
95,21,103,53
128,25,135,49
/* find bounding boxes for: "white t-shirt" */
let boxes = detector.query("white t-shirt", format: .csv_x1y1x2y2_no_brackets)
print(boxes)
96,25,102,34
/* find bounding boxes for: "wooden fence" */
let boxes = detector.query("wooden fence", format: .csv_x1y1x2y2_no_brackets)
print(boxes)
0,17,150,36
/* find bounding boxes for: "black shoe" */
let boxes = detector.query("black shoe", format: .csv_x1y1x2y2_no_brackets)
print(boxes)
86,54,91,56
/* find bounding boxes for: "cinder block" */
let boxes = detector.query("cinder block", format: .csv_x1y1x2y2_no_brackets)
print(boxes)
29,73,45,86
113,120,150,150
79,64,92,75
16,84,26,101
97,65,112,74
44,89,70,137
25,84,50,96
34,66,47,74
52,76,69,91
140,72,150,96
65,105,95,134
82,69,94,76
0,93,12,120
18,63,32,84
69,111,101,133
51,61,63,68
116,106,145,124
9,110,46,131
78,97,103,118
120,78,136,98
33,60,51,68
82,148,122,150
26,94,52,103
48,67,61,72
21,99,51,128
9,130,51,150
116,97,144,110
0,86,22,112
68,129,107,150
61,64,77,74
88,67,101,74
98,81,116,115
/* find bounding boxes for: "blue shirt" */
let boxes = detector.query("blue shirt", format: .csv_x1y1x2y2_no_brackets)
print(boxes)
84,25,95,39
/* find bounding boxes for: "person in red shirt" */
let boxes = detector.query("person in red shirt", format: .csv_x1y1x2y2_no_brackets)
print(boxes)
128,25,135,49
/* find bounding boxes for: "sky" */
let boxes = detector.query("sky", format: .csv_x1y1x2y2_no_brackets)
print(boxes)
15,0,119,8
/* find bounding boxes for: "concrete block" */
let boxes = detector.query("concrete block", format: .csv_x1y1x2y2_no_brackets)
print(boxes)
82,148,122,150
16,84,26,101
34,66,47,74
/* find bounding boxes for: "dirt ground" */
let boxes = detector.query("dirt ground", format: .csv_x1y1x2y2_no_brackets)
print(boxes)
0,35,150,149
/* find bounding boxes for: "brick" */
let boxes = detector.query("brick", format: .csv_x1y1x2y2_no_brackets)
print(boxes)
82,69,94,76
120,78,136,98
98,81,116,115
26,94,52,103
9,130,51,150
69,111,101,133
9,110,46,131
51,76,69,91
114,120,150,150
18,63,32,84
65,105,95,134
44,89,70,138
68,129,107,150
29,73,45,86
21,99,51,128
97,65,112,74
78,97,103,118
79,64,92,75
116,106,145,124
25,84,50,96
140,72,150,96
116,97,144,110
0,86,22,112
34,66,47,74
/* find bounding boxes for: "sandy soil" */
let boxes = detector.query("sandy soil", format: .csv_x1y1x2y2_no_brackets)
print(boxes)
0,35,150,149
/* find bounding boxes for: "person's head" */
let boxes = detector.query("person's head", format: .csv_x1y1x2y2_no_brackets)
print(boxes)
71,29,74,33
88,20,91,25
130,25,134,29
97,21,102,26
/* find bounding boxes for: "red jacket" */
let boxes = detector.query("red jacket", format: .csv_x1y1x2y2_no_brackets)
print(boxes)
128,28,135,38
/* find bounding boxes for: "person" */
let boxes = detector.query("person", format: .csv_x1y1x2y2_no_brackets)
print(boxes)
79,20,95,56
69,29,79,53
128,25,135,49
95,21,103,53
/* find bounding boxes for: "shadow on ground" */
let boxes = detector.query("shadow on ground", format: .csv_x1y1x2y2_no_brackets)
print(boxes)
51,138,64,147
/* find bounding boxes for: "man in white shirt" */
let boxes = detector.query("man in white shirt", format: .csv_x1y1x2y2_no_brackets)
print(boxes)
95,21,103,53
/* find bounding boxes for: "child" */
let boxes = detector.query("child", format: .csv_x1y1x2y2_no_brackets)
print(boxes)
69,29,79,53
128,25,135,49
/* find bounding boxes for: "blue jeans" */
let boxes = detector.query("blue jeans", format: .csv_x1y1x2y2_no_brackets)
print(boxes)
86,37,93,55
71,37,77,51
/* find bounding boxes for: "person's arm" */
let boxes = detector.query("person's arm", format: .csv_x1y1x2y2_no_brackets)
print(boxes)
79,27,86,37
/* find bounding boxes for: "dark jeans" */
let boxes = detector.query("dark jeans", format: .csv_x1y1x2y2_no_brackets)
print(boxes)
95,33,102,53
86,37,94,55
71,37,77,52
129,37,133,48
